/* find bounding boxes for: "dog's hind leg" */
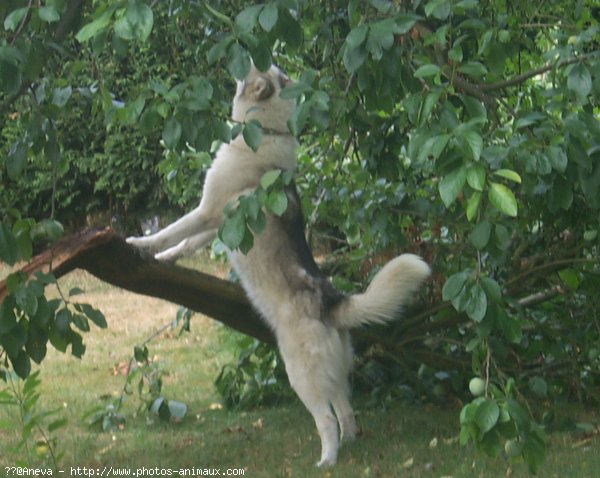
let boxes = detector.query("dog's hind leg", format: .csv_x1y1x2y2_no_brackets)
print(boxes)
154,229,217,261
331,330,356,442
283,355,339,466
332,388,357,443
297,387,339,466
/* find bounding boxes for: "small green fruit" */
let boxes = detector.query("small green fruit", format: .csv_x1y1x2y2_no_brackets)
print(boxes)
504,439,523,457
469,377,485,397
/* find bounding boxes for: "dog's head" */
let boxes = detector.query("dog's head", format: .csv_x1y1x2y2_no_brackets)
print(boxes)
232,64,294,134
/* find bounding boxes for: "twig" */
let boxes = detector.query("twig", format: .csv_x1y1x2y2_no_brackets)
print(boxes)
10,0,33,45
517,285,564,307
506,257,598,290
480,53,597,92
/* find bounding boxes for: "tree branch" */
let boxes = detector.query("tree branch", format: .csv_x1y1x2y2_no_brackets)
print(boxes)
0,228,276,345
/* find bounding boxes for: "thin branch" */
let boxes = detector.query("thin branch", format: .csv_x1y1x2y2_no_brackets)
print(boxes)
506,257,598,290
517,285,564,307
10,1,34,44
480,53,597,92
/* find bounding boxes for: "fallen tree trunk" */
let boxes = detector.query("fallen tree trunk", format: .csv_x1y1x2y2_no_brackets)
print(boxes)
0,227,275,345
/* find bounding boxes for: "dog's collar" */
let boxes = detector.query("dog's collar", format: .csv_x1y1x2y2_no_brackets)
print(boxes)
261,127,293,136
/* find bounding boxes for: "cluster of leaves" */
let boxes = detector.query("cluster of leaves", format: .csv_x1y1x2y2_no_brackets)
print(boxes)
218,168,294,253
461,377,547,473
0,370,67,468
215,335,293,410
0,220,106,379
85,309,191,431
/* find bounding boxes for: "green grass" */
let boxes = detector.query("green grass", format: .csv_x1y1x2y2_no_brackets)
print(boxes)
1,255,600,477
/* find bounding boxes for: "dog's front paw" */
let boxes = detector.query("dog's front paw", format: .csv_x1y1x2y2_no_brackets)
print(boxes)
154,249,178,262
126,236,149,248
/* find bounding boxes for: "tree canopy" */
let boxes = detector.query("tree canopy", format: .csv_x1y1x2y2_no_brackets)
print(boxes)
1,0,599,472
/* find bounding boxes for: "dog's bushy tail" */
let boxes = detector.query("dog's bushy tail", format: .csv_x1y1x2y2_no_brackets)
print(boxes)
333,254,430,329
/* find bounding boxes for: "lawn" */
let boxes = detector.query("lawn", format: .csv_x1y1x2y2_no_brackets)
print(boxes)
1,255,599,477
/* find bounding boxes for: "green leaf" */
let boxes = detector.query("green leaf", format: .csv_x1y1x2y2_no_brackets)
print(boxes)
125,0,154,41
72,314,90,332
4,7,29,31
495,306,522,343
260,170,282,190
220,210,246,250
438,166,467,208
414,64,441,78
48,417,68,433
234,5,262,34
276,8,302,49
7,141,28,180
249,41,272,73
567,63,592,102
469,221,492,250
342,44,366,73
366,18,395,59
227,42,251,80
266,190,288,216
258,3,278,32
162,117,182,150
76,9,114,42
134,345,149,362
0,297,17,334
493,169,521,183
523,433,546,474
462,131,483,161
467,164,486,191
243,120,262,152
0,61,22,96
52,86,72,107
38,6,60,23
207,35,234,65
457,61,488,78
466,191,482,221
424,0,451,20
475,399,499,434
0,224,19,266
488,182,518,217
548,146,568,173
68,330,86,358
558,268,579,290
528,376,548,398
480,277,501,302
550,175,573,210
77,303,108,329
466,283,487,322
514,111,545,130
11,350,31,379
345,24,369,49
442,271,470,301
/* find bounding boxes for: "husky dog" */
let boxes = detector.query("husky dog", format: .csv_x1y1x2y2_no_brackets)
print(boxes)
127,64,430,466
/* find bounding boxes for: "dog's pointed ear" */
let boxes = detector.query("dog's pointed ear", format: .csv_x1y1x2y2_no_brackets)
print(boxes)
249,76,275,101
278,72,291,88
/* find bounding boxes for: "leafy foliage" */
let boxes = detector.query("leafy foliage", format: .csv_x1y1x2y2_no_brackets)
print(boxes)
2,0,600,473
215,335,294,410
1,370,67,468
0,220,106,379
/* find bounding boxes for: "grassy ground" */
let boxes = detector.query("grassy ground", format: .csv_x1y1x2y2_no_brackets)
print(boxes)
1,255,599,477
